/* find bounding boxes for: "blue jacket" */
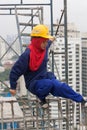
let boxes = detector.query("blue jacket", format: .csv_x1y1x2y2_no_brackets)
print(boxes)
9,40,55,90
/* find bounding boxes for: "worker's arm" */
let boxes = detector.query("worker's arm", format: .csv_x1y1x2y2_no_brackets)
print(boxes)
9,48,30,95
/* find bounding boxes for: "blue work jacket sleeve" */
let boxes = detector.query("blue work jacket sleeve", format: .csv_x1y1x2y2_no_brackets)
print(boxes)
9,49,29,90
48,40,52,47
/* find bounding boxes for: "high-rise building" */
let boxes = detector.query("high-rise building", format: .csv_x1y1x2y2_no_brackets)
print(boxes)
82,33,87,96
0,37,7,63
48,23,82,129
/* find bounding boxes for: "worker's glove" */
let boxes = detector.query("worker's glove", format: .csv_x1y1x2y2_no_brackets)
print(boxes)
9,89,16,96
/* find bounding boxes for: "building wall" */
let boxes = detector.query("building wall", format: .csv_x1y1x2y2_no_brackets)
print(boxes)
82,35,87,96
0,37,6,62
48,23,82,129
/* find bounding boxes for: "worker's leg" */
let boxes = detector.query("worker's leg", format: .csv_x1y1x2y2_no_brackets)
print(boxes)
33,79,53,101
50,79,84,102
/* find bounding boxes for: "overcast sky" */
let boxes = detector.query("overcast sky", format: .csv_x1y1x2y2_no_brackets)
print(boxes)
67,0,87,32
0,0,87,38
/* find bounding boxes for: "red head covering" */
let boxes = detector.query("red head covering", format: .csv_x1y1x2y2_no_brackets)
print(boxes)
28,37,48,71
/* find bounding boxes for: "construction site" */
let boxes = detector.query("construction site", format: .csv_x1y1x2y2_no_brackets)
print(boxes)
0,0,87,130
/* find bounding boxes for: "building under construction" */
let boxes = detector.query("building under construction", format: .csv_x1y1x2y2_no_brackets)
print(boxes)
0,0,87,130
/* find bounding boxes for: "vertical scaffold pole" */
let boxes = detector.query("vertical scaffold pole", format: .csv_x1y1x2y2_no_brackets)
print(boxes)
64,0,69,130
15,6,23,54
50,0,54,73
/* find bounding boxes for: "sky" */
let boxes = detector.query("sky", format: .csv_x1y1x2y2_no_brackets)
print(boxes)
0,0,87,38
67,0,87,32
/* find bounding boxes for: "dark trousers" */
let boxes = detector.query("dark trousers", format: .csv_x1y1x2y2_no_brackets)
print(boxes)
29,79,83,102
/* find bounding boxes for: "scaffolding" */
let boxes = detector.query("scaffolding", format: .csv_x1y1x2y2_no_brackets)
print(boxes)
0,95,74,130
0,0,87,130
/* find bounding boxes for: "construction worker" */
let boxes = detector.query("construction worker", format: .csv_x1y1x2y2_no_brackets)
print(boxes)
9,24,87,108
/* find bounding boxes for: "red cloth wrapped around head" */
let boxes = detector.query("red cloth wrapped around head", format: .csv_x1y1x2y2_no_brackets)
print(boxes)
28,37,48,71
